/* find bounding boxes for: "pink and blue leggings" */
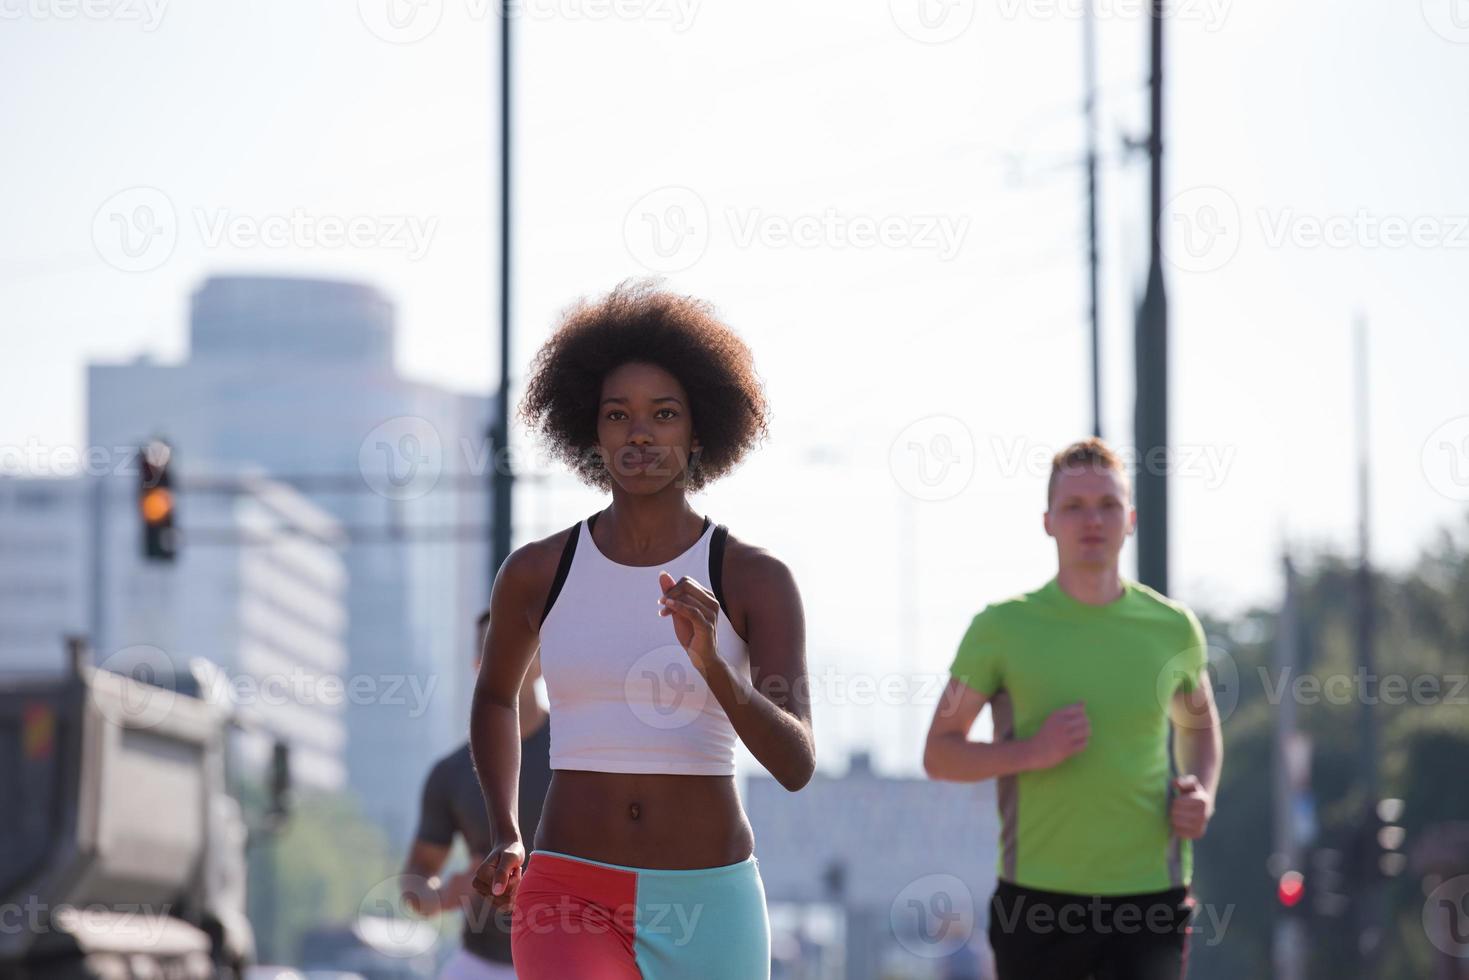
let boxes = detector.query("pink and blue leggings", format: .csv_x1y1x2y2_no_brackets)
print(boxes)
511,848,770,979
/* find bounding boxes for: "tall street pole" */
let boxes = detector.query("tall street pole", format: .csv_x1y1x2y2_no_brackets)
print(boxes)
1355,316,1383,975
1134,0,1169,592
491,5,514,581
1084,0,1102,439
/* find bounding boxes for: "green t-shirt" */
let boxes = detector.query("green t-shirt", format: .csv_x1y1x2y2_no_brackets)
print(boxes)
948,576,1208,895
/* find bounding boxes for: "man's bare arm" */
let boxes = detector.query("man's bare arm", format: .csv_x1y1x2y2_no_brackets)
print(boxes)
923,678,1090,781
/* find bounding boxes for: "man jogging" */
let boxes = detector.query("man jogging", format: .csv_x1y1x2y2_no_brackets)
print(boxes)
402,609,552,980
923,437,1223,980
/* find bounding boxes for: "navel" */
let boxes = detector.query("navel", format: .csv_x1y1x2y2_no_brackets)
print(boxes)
628,802,641,821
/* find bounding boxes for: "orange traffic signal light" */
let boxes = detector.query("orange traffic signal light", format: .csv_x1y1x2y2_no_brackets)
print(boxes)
138,440,176,562
140,486,173,524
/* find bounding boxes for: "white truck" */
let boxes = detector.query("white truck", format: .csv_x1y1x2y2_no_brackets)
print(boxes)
1,640,289,980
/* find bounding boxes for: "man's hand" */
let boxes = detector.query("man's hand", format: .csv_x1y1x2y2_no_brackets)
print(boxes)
439,869,479,909
1026,702,1090,770
1170,774,1213,839
402,874,442,917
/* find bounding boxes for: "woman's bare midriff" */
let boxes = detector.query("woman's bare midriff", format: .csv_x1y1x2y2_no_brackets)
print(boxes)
532,769,756,870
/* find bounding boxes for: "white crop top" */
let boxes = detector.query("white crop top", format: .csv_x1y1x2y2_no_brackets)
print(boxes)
537,512,751,775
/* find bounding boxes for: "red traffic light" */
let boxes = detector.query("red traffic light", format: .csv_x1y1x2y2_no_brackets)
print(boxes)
1277,870,1305,908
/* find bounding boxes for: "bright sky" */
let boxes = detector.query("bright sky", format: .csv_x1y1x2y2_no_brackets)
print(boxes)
4,0,1468,773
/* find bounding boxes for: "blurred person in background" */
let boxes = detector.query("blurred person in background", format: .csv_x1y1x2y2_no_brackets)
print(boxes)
923,437,1222,980
402,609,552,980
470,281,815,979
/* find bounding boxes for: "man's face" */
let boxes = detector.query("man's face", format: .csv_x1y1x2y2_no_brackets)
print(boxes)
1043,466,1135,569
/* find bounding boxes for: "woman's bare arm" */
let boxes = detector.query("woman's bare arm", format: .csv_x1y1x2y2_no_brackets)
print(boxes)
662,543,815,792
469,543,549,844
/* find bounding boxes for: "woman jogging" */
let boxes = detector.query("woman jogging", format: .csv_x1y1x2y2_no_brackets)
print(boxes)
468,281,815,979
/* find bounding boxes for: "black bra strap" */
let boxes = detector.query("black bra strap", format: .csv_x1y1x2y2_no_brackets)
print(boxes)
709,523,730,618
539,521,582,628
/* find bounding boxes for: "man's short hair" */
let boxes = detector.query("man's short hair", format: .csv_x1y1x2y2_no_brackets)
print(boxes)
1047,437,1131,507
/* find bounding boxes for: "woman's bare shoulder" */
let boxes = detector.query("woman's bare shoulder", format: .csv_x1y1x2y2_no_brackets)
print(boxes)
498,523,580,595
721,531,795,585
717,531,801,634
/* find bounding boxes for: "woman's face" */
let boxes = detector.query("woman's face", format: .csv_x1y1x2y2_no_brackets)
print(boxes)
596,360,701,494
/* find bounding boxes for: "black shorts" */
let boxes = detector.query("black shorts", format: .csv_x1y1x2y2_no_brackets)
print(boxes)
987,879,1193,980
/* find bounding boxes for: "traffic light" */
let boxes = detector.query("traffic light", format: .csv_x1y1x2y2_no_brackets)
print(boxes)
1375,798,1406,878
137,440,176,562
1277,869,1306,912
1309,847,1350,918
